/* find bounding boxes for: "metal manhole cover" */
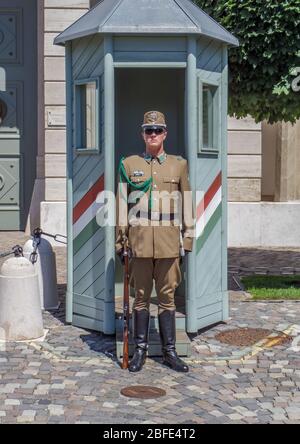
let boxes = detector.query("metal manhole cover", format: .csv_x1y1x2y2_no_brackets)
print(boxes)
121,386,166,399
215,328,273,346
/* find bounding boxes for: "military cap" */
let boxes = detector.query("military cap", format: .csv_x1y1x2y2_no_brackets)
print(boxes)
142,111,167,128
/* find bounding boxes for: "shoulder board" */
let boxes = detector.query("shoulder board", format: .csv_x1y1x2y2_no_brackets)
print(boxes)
126,154,140,160
121,154,139,163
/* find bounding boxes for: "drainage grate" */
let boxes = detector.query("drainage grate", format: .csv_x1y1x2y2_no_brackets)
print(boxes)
215,328,273,346
121,386,166,399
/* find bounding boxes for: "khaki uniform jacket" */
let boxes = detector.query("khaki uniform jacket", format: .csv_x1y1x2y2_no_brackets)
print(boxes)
115,151,195,258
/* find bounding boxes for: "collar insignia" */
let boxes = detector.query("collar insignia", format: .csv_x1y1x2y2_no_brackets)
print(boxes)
143,151,167,164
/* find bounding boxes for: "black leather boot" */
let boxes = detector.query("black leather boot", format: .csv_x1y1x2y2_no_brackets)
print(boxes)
128,309,150,373
158,309,189,373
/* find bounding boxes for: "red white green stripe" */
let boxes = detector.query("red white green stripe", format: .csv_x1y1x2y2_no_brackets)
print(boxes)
73,175,105,254
72,171,222,255
196,172,222,254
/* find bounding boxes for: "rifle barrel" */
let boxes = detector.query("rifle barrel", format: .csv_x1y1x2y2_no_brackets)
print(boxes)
122,249,130,369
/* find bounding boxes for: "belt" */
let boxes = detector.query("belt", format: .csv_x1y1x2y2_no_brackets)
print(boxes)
139,210,177,221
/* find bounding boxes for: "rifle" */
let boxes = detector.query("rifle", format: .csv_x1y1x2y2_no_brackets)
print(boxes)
121,234,130,370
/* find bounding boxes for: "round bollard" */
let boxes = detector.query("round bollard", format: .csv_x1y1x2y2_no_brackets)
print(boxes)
0,257,44,341
23,238,59,310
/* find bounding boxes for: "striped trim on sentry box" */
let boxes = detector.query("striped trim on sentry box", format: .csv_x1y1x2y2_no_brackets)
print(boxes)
73,175,105,254
196,172,222,254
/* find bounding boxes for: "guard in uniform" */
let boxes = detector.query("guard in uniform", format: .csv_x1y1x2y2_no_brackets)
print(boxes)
116,111,194,373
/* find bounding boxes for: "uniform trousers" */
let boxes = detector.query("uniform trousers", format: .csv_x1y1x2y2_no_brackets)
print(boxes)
128,257,182,313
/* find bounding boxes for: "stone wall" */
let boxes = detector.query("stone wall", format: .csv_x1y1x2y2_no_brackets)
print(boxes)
228,116,262,202
29,0,90,237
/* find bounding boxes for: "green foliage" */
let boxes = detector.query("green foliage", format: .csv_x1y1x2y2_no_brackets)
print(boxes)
241,275,300,300
194,0,300,123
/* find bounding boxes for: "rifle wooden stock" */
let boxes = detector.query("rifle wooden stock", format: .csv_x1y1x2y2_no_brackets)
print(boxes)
122,241,130,370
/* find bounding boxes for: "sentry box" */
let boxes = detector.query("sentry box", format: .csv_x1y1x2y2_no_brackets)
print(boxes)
54,0,239,355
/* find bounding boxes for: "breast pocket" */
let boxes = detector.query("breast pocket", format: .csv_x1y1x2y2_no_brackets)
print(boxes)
163,176,180,192
129,176,149,205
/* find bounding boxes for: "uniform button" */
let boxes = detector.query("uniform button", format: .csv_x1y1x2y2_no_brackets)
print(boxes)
153,184,157,189
153,160,156,164
153,172,157,175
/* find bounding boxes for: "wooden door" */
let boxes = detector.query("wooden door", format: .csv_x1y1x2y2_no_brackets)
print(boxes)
0,0,37,230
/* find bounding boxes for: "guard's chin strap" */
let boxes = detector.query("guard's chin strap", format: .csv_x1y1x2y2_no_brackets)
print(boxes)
118,156,153,210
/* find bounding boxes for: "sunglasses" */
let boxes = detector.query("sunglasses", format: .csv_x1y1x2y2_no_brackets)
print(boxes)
144,127,165,136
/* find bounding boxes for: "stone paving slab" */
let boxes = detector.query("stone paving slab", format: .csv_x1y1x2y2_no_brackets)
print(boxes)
0,233,300,424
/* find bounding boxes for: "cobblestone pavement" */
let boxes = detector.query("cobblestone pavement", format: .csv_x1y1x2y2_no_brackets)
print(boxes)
0,233,300,424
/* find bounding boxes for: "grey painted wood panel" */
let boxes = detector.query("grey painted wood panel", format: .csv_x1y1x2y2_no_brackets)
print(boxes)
76,270,105,299
76,50,104,80
196,312,223,327
196,219,222,297
72,35,94,67
114,51,186,63
192,39,225,332
74,256,105,295
197,38,222,72
71,33,107,333
199,53,222,76
197,69,221,84
196,158,221,196
72,314,104,331
73,154,90,176
73,35,104,79
196,301,223,319
198,252,222,298
73,155,102,189
221,46,229,320
73,303,103,320
74,237,105,285
73,227,105,269
197,254,222,300
114,36,187,52
90,60,105,78
73,156,105,205
73,293,105,310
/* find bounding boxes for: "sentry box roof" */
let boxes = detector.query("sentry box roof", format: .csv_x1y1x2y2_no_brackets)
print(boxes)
54,0,239,47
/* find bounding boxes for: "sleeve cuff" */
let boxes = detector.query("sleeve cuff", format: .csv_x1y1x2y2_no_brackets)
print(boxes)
183,237,193,252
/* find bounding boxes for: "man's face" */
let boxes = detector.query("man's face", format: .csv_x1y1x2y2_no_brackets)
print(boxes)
142,126,167,149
